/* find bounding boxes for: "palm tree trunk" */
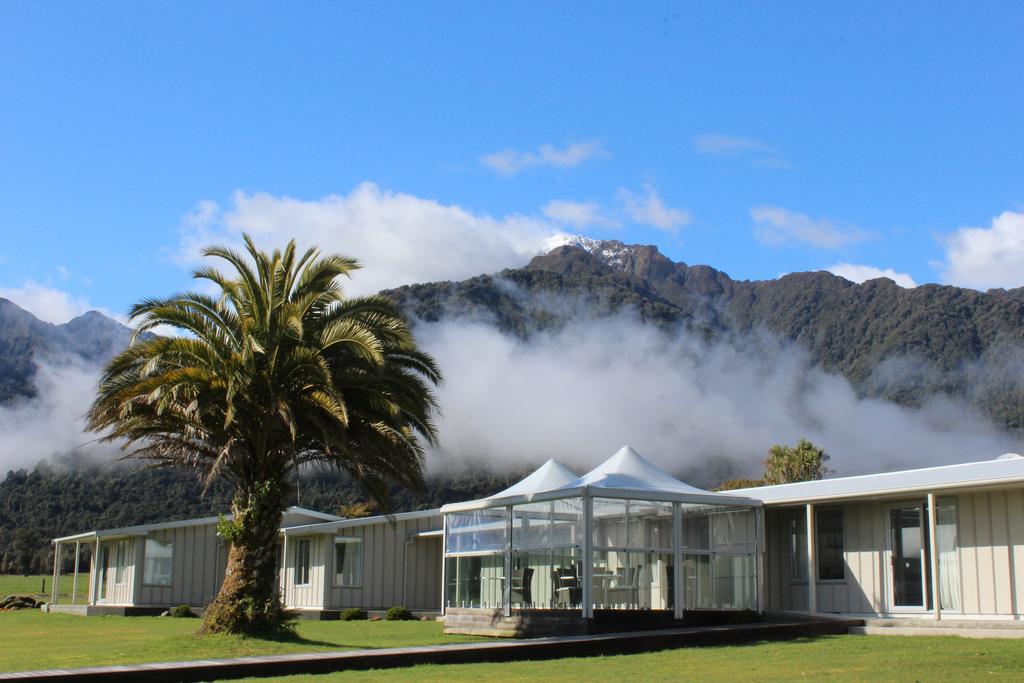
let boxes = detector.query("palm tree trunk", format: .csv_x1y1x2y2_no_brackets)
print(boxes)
202,481,289,634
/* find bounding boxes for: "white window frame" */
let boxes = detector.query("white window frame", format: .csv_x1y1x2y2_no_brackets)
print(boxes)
294,538,312,587
114,540,128,585
333,537,363,587
143,537,174,587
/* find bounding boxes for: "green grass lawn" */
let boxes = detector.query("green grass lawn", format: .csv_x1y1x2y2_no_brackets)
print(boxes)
0,574,88,602
241,635,1024,682
0,610,481,673
3,608,1022,681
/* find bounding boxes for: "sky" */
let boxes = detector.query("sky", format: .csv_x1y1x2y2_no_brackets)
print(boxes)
2,2,1024,324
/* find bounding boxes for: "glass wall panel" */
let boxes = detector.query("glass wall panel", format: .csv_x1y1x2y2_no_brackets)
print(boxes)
550,498,584,547
712,555,757,610
511,546,582,609
592,498,627,548
683,553,712,609
630,500,674,551
512,497,583,550
591,550,672,610
446,508,508,554
444,553,505,608
512,503,551,550
936,498,961,611
710,509,757,554
682,508,711,551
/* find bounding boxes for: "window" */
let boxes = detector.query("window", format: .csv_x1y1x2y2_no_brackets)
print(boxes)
114,541,128,584
294,539,311,586
789,511,807,582
143,538,173,586
334,538,362,587
816,508,845,581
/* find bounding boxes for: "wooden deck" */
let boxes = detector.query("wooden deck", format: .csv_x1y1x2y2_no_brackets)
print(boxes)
0,616,861,682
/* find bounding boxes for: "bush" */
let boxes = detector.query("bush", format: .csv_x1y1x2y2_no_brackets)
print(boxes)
169,604,196,618
340,607,368,621
385,605,416,621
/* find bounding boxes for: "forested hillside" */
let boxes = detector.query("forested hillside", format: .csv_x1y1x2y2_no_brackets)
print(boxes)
0,461,520,574
387,241,1024,430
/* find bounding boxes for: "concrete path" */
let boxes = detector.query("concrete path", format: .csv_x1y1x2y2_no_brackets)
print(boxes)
0,617,859,682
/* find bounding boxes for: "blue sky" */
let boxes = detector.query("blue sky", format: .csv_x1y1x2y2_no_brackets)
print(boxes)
2,1,1024,323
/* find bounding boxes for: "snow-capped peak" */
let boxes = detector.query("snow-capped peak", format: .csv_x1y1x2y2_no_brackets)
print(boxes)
542,234,635,269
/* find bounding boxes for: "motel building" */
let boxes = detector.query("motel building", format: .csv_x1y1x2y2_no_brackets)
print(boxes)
47,446,1024,636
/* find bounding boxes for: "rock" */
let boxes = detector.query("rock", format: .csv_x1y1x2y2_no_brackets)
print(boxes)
0,595,39,610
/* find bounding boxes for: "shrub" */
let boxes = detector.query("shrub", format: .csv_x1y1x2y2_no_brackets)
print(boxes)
385,605,416,621
340,607,368,621
169,604,196,618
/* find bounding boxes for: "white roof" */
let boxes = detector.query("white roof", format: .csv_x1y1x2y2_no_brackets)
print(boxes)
52,505,343,544
442,445,760,512
281,508,441,536
489,458,579,498
561,445,713,496
733,454,1024,505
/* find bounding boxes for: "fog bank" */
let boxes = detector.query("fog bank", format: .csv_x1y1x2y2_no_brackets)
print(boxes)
418,314,1021,484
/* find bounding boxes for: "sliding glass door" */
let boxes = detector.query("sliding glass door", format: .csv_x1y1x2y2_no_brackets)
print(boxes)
888,505,930,610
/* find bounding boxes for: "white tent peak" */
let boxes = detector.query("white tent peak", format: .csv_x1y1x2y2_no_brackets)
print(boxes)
564,445,711,495
488,458,579,499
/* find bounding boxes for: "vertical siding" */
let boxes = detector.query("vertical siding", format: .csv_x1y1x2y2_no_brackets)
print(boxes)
959,494,980,614
762,488,1024,618
135,523,225,607
957,490,1023,617
1007,489,1024,616
989,491,1013,615
321,514,442,611
767,502,888,616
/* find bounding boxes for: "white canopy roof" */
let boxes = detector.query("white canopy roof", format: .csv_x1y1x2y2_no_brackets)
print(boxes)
560,445,714,496
733,453,1024,505
441,445,760,513
489,458,579,498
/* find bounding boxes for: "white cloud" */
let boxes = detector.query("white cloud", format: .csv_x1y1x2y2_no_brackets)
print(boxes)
0,280,126,325
479,140,604,175
541,200,619,230
617,184,692,233
693,133,791,169
420,314,1018,479
940,211,1024,290
178,182,563,296
826,263,917,288
0,357,123,470
751,205,872,250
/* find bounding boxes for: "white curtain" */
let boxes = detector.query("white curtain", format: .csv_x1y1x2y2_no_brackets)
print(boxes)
936,501,961,612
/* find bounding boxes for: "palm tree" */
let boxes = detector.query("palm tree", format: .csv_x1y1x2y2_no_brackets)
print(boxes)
87,235,441,634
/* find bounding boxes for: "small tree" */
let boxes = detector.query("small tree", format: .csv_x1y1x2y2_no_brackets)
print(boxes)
762,439,831,485
337,501,376,519
713,477,764,492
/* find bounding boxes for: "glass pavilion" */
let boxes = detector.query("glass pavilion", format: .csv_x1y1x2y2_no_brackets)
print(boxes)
441,446,764,620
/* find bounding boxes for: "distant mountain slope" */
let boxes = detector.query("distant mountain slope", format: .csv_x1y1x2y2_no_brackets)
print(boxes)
385,240,1024,431
0,299,135,403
